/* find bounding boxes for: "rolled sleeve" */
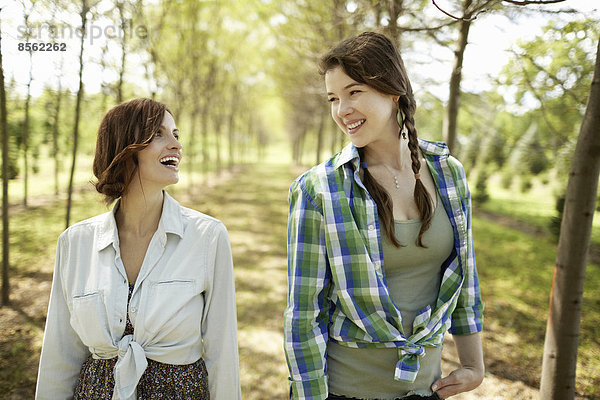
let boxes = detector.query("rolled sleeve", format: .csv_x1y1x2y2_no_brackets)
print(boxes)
450,169,484,335
284,179,331,400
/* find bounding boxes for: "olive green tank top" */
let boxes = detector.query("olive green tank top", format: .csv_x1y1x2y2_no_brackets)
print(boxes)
327,194,454,399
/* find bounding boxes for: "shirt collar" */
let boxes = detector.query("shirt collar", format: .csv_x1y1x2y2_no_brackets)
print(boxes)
96,191,184,252
333,142,360,170
332,139,450,171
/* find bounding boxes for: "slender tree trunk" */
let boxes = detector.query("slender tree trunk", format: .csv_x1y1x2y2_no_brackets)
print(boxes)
386,0,403,48
332,0,346,41
1,15,10,306
52,79,63,196
188,111,197,193
539,39,600,400
214,113,223,175
116,0,127,103
442,0,472,154
22,47,32,207
315,109,326,165
201,104,209,180
134,0,170,100
66,0,88,229
227,85,237,170
330,119,337,155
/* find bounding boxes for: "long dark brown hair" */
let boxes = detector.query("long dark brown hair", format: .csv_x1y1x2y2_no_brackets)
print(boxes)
319,31,433,247
93,98,171,205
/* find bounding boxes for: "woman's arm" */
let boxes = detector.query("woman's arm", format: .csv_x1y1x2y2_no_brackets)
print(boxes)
434,158,485,398
431,332,484,398
202,223,241,400
36,234,89,399
284,179,331,400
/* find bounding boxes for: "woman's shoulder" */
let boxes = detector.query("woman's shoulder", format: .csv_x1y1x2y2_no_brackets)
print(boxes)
291,148,349,196
59,211,113,242
178,204,228,237
418,139,466,173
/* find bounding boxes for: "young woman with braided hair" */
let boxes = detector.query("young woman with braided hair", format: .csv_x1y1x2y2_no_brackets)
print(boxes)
284,32,484,400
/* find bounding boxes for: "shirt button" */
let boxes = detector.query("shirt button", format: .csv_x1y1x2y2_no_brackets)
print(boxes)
368,225,375,231
130,307,137,313
119,318,123,323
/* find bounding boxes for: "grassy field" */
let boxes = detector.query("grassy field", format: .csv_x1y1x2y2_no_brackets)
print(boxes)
479,173,600,246
0,161,599,399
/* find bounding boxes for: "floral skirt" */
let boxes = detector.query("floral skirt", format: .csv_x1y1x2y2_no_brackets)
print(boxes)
74,355,209,399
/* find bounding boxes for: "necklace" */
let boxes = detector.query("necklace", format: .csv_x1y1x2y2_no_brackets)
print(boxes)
383,164,401,189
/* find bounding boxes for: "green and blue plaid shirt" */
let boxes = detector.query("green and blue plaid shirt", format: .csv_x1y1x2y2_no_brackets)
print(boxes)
284,140,483,400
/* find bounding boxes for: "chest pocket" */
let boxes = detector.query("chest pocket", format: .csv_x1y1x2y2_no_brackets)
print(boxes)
143,279,202,338
70,291,114,349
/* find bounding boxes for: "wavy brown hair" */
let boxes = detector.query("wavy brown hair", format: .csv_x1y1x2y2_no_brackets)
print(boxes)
319,31,433,247
93,98,171,205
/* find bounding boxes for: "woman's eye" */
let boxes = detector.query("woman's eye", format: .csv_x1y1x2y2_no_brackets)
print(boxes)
328,97,338,103
350,90,362,96
174,134,180,140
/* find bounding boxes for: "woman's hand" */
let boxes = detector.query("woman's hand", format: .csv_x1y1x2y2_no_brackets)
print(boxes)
432,332,485,398
431,366,484,398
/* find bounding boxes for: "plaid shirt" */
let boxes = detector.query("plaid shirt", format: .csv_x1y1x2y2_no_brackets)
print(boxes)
284,140,483,400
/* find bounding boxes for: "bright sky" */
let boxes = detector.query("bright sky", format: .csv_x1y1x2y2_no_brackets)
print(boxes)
0,0,598,100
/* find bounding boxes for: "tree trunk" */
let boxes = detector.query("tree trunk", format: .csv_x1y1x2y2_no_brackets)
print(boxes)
332,0,346,41
52,79,63,196
66,0,88,229
214,113,223,175
442,0,472,154
22,47,32,207
1,15,10,306
116,0,127,104
539,38,600,400
188,111,197,193
227,86,237,170
385,0,403,48
201,104,209,181
315,108,326,165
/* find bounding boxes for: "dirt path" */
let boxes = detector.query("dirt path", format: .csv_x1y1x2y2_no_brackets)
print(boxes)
0,162,567,399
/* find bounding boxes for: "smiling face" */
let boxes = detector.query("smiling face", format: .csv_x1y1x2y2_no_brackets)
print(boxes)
136,111,182,189
325,66,399,149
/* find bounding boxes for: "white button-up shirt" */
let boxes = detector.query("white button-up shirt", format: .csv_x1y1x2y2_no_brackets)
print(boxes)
36,192,241,400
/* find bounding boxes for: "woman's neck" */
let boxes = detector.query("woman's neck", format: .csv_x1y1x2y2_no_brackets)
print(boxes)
116,187,164,237
363,136,411,171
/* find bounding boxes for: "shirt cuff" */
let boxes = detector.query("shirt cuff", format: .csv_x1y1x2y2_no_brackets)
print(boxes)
449,303,484,335
289,375,328,400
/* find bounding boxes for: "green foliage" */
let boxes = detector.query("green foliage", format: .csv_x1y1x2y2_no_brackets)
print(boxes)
549,193,565,239
508,121,549,180
473,168,490,204
480,132,506,168
500,171,513,190
415,92,444,141
519,177,533,193
497,17,597,168
461,133,483,172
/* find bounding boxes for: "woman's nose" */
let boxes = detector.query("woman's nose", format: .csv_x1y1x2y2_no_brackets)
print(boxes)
336,99,353,118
